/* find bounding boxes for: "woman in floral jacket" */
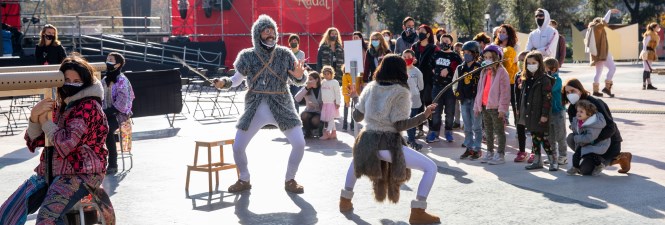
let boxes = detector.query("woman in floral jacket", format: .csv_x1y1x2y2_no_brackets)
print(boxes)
0,56,115,225
102,52,135,174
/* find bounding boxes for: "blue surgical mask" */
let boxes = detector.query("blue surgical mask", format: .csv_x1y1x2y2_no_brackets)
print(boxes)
463,54,475,63
499,33,508,41
481,59,493,67
371,40,380,48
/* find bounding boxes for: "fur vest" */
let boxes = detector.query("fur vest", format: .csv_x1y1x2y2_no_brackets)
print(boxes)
587,22,609,66
233,15,306,131
353,82,411,203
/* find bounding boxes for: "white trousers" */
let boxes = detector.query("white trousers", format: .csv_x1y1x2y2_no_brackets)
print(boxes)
233,100,305,182
594,54,616,83
344,146,437,199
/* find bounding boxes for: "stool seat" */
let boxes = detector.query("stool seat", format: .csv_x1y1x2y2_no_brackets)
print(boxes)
186,139,238,200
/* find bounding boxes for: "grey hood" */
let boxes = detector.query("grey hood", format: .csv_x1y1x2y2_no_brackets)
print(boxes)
252,14,278,53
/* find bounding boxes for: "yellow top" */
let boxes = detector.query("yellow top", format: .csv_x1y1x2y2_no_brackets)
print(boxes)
502,46,517,84
342,73,352,105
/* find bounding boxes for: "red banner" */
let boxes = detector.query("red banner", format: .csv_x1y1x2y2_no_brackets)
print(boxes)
171,0,355,67
1,1,21,29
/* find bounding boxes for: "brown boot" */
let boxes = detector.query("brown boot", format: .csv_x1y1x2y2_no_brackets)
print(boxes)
228,180,252,193
285,179,304,194
611,152,632,173
409,200,441,224
339,189,354,212
602,80,615,98
592,83,603,97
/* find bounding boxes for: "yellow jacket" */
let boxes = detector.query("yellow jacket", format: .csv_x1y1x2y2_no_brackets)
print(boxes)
502,46,518,84
341,72,364,105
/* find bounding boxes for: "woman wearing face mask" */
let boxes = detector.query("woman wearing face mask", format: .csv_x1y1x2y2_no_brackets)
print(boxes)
317,27,345,82
494,24,518,125
381,30,396,53
562,78,631,175
35,24,67,65
101,52,135,174
1,56,115,224
363,32,392,83
289,34,306,113
411,24,439,137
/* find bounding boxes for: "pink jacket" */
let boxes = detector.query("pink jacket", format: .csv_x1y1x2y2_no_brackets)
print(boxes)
474,66,511,113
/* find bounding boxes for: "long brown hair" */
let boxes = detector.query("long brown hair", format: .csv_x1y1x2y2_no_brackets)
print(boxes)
561,78,590,105
57,55,97,106
306,72,322,96
38,24,61,47
643,22,660,37
521,51,545,80
320,27,343,48
373,54,408,89
369,32,390,55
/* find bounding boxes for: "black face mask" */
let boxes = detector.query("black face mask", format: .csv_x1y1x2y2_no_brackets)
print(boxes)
329,36,337,41
290,43,298,48
441,43,451,51
60,83,85,98
536,18,545,27
418,33,428,41
106,62,117,72
44,35,55,41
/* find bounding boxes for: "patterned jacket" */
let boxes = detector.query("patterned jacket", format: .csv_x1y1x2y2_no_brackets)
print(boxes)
25,80,109,176
102,74,135,123
317,42,345,81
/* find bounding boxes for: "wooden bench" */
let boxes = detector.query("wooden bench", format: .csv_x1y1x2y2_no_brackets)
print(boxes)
185,139,238,199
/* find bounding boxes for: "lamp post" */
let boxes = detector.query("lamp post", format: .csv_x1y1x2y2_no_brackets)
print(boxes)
484,13,490,34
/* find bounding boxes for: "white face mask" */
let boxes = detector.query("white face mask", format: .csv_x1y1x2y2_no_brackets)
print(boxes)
384,36,390,42
526,64,539,73
567,93,580,104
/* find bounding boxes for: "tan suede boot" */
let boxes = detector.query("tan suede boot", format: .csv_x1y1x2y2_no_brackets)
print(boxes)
602,80,615,98
409,200,441,224
339,189,354,212
592,83,603,97
611,152,632,173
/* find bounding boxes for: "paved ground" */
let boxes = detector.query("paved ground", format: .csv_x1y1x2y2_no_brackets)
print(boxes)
1,61,665,224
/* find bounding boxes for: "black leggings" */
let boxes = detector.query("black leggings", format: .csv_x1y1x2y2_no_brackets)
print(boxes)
516,124,526,153
575,140,622,175
106,115,119,168
300,111,321,136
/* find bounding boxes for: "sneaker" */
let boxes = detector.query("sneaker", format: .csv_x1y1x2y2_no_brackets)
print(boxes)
416,130,425,138
408,141,423,151
460,148,473,159
452,122,461,129
527,153,535,163
488,154,506,165
228,180,252,193
461,143,466,148
514,152,527,162
470,150,482,160
444,130,454,142
425,132,440,143
480,151,494,163
566,167,580,176
557,156,568,165
285,179,304,194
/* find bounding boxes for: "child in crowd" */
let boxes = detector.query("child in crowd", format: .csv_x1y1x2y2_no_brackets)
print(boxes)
566,100,610,176
513,51,530,162
319,66,342,140
342,68,354,132
519,51,557,171
474,45,510,165
544,57,568,166
455,41,483,160
404,49,425,150
428,34,462,143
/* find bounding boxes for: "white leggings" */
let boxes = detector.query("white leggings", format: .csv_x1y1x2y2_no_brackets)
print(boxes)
326,120,336,132
344,146,438,200
594,54,616,83
643,60,653,72
233,100,306,182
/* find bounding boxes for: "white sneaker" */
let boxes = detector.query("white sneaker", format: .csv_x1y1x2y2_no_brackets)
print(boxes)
488,154,505,165
480,151,494,163
557,156,568,165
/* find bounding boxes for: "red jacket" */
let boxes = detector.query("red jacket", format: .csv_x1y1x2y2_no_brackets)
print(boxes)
25,81,109,176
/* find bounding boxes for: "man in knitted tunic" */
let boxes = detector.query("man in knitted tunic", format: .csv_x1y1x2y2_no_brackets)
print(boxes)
213,14,307,194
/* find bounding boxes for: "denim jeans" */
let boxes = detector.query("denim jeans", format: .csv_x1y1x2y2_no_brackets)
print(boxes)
429,84,456,133
407,108,421,142
549,111,567,157
460,99,482,151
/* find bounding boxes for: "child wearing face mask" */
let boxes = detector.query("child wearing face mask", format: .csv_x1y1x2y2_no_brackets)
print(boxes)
474,44,511,165
403,49,424,150
518,51,557,171
428,34,462,143
455,41,483,160
566,100,610,176
513,51,530,162
319,66,342,140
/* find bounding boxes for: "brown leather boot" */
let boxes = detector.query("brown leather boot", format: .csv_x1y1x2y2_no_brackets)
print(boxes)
339,189,354,212
285,179,304,194
592,83,603,97
611,152,632,173
409,200,441,224
602,80,615,97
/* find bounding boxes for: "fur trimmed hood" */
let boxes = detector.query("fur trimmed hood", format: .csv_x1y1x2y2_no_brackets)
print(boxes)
252,14,278,52
64,79,104,104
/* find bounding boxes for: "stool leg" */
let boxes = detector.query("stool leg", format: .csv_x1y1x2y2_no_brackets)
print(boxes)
193,145,199,166
185,168,191,197
215,171,219,191
208,146,213,200
79,204,85,225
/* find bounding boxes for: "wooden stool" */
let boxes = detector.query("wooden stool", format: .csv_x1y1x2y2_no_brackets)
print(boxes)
185,139,238,199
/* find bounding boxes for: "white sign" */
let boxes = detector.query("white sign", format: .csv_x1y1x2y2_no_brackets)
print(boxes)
343,40,364,79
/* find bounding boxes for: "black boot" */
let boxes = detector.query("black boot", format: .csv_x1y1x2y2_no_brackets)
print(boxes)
342,107,349,131
647,84,658,90
643,71,649,90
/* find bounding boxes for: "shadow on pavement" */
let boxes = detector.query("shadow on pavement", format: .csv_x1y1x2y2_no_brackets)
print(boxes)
189,191,239,212
102,171,130,197
613,97,665,106
234,192,318,225
614,117,644,126
0,147,38,170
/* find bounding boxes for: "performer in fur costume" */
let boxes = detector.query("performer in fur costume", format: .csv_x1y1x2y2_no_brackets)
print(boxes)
339,54,441,224
213,15,308,194
584,9,621,97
